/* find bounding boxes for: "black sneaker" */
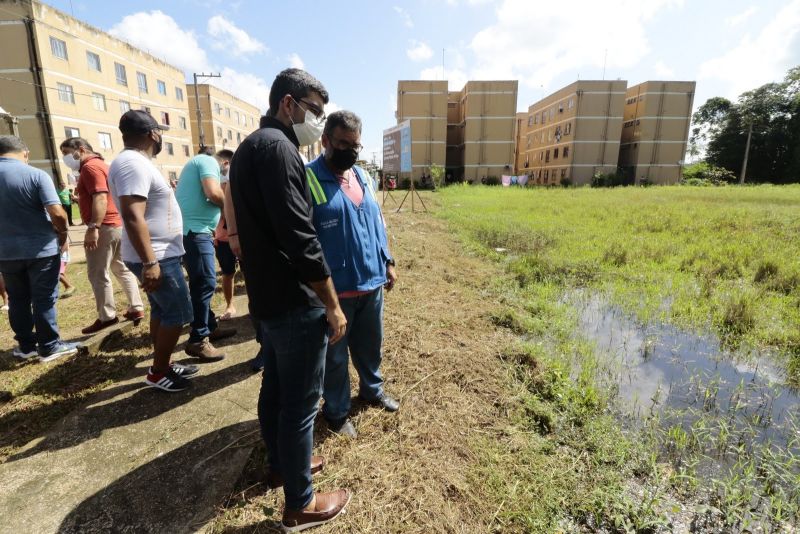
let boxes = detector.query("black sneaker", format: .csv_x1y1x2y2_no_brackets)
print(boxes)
144,368,191,392
169,362,200,379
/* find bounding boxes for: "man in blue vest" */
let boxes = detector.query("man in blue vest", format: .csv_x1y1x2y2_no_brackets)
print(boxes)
305,110,399,438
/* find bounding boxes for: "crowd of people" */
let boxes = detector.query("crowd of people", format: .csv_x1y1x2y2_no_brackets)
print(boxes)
1,67,399,531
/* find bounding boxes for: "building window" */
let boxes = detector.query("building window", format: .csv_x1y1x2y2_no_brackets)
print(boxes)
534,114,539,124
179,116,187,130
64,126,80,138
563,146,569,158
544,169,549,180
558,102,564,113
225,107,231,118
183,145,190,157
142,106,151,114
50,36,68,60
227,129,232,140
92,92,107,112
175,87,184,101
157,80,167,96
527,115,533,127
541,111,546,123
57,83,75,104
216,126,223,138
548,129,552,141
545,150,550,163
526,136,531,149
540,151,544,161
550,108,555,120
560,169,566,179
114,62,127,86
119,100,131,114
235,111,240,124
165,142,174,156
160,112,170,126
568,97,574,109
237,132,242,143
554,148,559,159
565,122,572,135
86,51,101,72
98,132,112,150
137,72,148,93
215,103,222,115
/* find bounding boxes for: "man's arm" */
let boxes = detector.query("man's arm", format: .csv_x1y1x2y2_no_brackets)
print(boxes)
84,193,108,250
222,182,242,258
201,177,225,207
118,195,161,292
45,204,69,252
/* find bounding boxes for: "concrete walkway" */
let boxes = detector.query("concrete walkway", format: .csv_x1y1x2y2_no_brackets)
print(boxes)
0,299,263,534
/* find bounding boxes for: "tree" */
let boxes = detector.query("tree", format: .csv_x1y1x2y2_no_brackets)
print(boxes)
690,66,800,184
429,164,444,190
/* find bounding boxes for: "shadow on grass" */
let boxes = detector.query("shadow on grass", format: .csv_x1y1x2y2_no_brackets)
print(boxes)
57,420,262,534
6,360,254,464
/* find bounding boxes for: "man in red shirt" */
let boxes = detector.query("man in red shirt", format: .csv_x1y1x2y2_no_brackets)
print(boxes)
60,138,144,334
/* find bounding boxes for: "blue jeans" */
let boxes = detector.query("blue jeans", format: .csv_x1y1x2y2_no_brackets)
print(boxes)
258,306,328,510
0,254,62,354
183,232,218,343
126,257,193,327
322,288,385,422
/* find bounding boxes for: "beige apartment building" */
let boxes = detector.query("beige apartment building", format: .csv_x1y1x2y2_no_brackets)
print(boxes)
396,79,517,183
187,83,260,153
396,80,448,181
518,80,627,186
446,80,518,182
619,81,695,184
0,0,193,185
513,111,528,175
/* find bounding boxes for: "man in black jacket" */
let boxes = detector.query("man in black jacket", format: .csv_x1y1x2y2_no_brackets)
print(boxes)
229,68,350,531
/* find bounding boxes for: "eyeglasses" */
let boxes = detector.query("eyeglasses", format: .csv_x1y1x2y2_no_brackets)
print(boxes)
330,137,363,152
292,97,326,121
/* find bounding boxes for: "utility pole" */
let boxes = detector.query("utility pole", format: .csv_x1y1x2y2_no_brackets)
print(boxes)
739,122,753,185
193,72,221,151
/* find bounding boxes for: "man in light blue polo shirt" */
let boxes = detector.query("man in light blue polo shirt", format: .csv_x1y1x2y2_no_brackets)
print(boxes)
175,148,236,361
0,135,79,362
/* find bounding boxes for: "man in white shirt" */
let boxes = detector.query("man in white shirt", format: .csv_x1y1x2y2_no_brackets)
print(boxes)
108,110,197,392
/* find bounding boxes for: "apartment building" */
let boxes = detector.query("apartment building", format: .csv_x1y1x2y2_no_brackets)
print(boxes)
447,80,517,182
187,83,260,153
619,81,695,184
395,80,448,181
513,111,528,176
396,79,517,183
518,80,627,186
0,0,193,184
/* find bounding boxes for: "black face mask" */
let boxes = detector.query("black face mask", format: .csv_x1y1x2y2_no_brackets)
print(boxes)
152,132,163,156
329,147,358,171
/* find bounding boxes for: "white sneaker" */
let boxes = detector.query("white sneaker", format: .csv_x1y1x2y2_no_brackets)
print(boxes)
40,342,79,362
12,347,37,360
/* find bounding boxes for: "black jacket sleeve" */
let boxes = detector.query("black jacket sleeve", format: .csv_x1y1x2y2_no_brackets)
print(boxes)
257,140,330,283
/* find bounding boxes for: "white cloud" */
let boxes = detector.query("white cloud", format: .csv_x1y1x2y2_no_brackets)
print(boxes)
725,6,758,27
653,60,675,78
207,15,267,57
699,0,800,99
109,10,208,72
407,40,434,61
287,53,305,69
393,6,414,27
468,0,682,88
110,11,269,111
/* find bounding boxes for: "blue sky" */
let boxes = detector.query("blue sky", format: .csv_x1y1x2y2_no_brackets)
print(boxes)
46,0,800,164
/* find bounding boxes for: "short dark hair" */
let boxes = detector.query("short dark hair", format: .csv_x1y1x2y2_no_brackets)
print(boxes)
0,135,28,156
198,146,215,156
60,137,96,153
323,110,362,138
215,149,234,162
267,68,329,117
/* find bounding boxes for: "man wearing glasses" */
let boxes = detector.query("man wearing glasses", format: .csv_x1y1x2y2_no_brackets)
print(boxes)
305,111,399,439
228,68,350,531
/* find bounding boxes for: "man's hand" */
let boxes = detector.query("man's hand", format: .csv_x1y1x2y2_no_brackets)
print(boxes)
385,263,398,291
84,227,99,250
229,235,242,258
141,263,162,293
57,230,68,249
326,305,347,345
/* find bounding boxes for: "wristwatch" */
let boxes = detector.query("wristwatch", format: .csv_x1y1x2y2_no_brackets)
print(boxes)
87,222,98,230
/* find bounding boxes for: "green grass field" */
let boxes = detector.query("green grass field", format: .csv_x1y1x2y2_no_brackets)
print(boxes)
436,185,800,531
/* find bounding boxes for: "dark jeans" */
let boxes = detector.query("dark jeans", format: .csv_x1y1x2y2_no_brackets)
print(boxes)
258,306,328,510
322,288,385,422
0,254,62,354
183,232,217,343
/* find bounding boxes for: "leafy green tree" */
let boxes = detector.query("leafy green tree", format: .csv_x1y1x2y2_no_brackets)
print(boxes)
429,164,445,189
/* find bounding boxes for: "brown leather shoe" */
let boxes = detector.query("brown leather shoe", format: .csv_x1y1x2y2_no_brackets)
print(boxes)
185,339,225,361
281,489,351,532
208,326,236,342
123,309,145,323
267,455,325,489
81,317,119,335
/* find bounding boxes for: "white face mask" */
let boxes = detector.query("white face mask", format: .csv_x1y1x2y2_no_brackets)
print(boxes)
62,153,80,171
291,108,325,147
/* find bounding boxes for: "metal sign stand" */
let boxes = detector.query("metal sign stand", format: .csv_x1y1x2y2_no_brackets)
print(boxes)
396,172,427,213
381,173,399,208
